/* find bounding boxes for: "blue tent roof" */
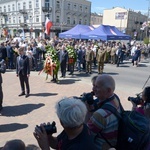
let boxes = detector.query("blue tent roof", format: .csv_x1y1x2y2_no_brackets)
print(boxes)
81,25,131,40
59,24,94,39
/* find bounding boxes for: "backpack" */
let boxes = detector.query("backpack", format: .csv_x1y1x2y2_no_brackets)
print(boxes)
102,102,150,150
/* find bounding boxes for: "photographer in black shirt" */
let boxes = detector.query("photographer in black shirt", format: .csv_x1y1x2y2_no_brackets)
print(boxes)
33,97,96,150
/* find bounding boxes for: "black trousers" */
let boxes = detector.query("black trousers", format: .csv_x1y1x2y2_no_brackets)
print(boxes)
61,63,67,77
0,84,3,106
19,73,30,94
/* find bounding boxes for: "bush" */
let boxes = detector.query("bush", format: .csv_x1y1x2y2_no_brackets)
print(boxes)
143,37,149,45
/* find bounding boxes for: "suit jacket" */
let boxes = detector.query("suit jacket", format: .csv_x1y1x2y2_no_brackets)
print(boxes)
59,50,68,65
0,60,6,83
0,46,7,60
16,55,30,75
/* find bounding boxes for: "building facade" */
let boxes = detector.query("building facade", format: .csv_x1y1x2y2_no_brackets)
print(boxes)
103,7,147,40
90,12,103,28
0,0,91,38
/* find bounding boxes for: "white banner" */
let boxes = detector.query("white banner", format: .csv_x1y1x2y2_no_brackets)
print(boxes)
115,12,127,20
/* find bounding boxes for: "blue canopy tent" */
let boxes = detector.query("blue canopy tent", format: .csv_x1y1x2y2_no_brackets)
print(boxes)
59,24,94,39
81,25,131,40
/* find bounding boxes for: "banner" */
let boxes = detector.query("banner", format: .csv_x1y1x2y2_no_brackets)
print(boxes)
115,12,127,20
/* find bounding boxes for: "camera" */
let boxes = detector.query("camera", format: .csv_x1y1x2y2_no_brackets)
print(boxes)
128,94,143,105
36,121,57,135
74,92,95,105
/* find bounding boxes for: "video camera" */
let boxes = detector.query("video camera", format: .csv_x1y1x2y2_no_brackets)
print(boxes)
36,121,57,135
74,92,95,105
128,93,143,105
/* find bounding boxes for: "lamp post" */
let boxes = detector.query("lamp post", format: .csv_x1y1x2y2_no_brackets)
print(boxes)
60,0,65,33
146,0,150,38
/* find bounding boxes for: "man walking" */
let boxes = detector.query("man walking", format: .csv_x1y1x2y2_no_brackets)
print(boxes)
16,47,30,98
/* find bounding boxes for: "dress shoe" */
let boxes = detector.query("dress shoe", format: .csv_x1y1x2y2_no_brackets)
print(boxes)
0,105,3,111
18,93,25,96
25,94,30,98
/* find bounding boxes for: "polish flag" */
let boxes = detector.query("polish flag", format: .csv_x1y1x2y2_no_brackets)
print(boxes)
45,17,53,35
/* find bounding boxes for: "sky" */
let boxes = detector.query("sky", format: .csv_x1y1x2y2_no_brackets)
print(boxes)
90,0,150,15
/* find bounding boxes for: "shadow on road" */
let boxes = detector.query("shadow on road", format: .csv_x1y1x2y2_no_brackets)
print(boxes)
58,79,81,85
0,123,28,132
138,64,148,67
30,93,58,97
0,103,45,117
118,65,130,67
103,72,119,75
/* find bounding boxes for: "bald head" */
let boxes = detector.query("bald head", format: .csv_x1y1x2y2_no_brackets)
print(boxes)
94,75,115,100
96,74,115,92
2,139,25,150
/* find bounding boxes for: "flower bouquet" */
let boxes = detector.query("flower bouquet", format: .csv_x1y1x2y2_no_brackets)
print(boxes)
39,46,60,81
66,46,77,64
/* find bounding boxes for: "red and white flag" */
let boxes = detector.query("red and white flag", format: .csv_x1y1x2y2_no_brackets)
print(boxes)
141,21,148,30
45,17,53,35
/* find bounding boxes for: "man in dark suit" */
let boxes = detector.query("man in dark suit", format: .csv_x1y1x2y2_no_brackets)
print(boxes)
16,47,30,98
0,59,6,111
59,45,68,78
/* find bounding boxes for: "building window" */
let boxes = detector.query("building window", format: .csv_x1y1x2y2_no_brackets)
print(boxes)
45,0,50,7
84,19,87,24
24,16,27,23
1,19,3,24
56,1,60,8
56,16,60,23
68,3,70,10
79,19,82,24
36,16,39,22
8,17,11,23
18,3,21,10
36,0,39,8
13,17,15,23
19,16,21,23
4,6,6,12
74,4,76,10
85,6,88,13
29,1,32,9
73,18,76,24
12,4,15,11
8,5,11,11
80,6,82,11
67,17,70,24
23,2,26,9
0,7,2,12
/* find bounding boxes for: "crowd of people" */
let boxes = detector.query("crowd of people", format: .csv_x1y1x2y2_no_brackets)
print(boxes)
0,36,150,149
0,37,150,74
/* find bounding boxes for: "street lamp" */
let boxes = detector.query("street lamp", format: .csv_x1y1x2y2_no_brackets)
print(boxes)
60,22,67,32
60,0,66,32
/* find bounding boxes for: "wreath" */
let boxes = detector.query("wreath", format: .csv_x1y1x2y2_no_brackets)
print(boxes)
66,46,77,64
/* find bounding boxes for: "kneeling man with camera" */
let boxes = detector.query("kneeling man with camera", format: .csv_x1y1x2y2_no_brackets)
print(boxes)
33,97,96,150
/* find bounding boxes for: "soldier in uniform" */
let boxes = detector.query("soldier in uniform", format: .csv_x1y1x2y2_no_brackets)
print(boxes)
105,43,112,63
110,43,117,64
85,46,94,74
97,46,106,74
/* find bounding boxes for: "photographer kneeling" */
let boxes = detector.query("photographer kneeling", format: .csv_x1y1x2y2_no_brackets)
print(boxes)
131,86,150,118
33,97,96,150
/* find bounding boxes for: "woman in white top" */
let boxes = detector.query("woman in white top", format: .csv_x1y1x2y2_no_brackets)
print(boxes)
26,46,33,70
